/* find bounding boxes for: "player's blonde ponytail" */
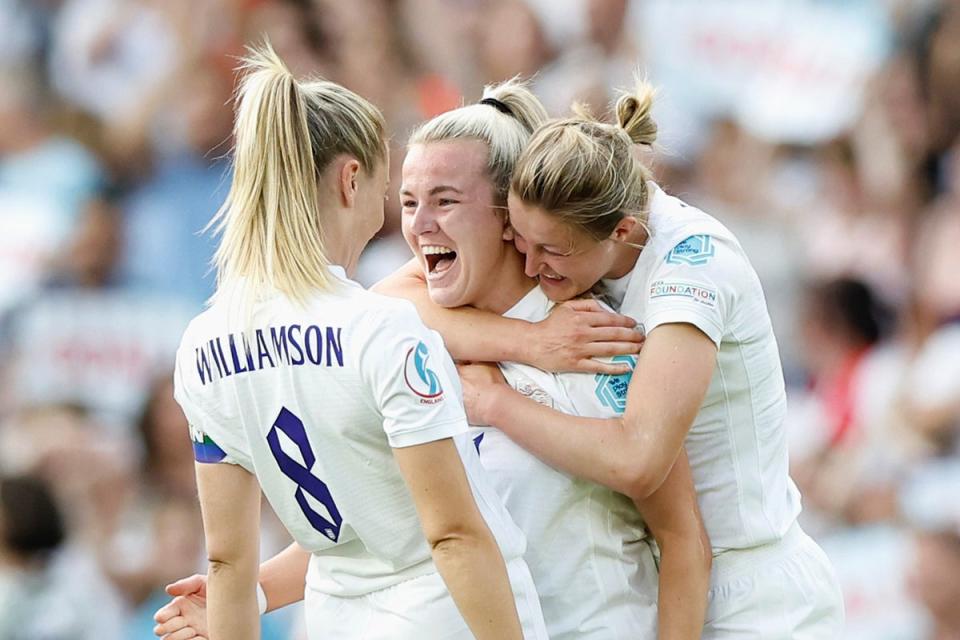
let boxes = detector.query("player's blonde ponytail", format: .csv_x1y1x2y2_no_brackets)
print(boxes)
209,41,386,306
511,79,658,240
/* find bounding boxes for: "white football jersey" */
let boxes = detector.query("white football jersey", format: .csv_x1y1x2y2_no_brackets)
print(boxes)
601,183,802,551
475,286,658,639
174,267,525,596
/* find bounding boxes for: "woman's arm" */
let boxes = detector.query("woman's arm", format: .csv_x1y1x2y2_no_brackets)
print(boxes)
257,542,310,612
393,438,524,640
463,323,717,500
154,542,311,638
634,452,711,640
195,462,262,640
373,259,642,374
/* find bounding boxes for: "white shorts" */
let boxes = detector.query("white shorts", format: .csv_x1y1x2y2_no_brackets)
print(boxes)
703,523,845,639
303,556,548,639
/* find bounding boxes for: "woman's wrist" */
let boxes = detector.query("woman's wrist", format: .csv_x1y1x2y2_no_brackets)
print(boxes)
517,320,541,367
481,383,512,429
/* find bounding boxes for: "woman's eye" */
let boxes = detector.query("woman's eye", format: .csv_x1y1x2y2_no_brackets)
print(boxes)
401,201,416,209
438,199,458,207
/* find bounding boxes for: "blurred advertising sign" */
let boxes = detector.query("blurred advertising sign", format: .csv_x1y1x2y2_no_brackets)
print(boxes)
637,0,892,144
9,291,192,422
819,525,930,640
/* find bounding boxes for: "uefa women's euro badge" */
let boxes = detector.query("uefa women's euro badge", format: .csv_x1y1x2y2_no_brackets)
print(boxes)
404,341,445,404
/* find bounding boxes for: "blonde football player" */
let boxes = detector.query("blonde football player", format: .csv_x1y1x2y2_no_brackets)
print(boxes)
461,82,846,638
172,42,547,640
156,79,709,640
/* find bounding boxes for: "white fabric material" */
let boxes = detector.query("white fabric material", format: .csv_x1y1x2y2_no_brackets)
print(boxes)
256,582,267,615
174,267,525,597
480,286,658,639
302,556,548,640
602,184,802,552
702,523,845,638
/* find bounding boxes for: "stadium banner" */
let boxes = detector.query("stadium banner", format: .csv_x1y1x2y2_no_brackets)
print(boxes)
635,0,892,145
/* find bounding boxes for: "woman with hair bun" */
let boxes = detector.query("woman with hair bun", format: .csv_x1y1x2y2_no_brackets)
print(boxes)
157,76,709,640
459,83,846,638
171,42,547,640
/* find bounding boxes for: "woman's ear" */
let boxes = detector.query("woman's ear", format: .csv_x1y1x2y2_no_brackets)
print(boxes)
337,158,362,208
610,215,637,242
502,224,516,242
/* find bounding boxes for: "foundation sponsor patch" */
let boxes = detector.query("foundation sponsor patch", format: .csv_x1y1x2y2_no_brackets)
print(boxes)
650,280,718,308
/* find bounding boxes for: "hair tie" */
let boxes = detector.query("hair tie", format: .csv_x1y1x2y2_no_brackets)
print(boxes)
479,97,513,117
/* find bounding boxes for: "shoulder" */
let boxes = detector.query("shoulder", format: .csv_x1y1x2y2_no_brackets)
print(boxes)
645,191,748,278
648,188,739,256
176,307,221,357
338,290,433,355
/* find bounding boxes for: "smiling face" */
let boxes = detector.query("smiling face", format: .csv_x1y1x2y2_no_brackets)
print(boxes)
400,140,528,311
507,191,623,302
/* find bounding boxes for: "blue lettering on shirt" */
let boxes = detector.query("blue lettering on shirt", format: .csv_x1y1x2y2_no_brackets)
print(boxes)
195,324,344,385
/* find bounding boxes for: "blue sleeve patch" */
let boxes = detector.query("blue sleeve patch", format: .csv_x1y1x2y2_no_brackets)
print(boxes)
594,355,636,414
189,425,227,463
666,235,715,266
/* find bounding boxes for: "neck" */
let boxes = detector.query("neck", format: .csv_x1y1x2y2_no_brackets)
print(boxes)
472,244,537,315
322,212,366,278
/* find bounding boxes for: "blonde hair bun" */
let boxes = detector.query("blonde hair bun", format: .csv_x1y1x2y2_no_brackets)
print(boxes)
614,80,657,147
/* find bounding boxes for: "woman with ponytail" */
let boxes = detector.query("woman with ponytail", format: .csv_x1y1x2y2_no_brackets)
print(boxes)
171,42,547,640
158,77,708,640
458,82,846,638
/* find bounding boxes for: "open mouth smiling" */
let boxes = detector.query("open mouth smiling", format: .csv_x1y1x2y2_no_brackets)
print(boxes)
422,245,458,275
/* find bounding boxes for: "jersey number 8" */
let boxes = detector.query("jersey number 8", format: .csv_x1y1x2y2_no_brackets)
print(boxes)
267,407,343,542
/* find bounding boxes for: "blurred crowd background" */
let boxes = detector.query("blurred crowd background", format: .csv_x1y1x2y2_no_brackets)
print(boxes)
0,0,958,638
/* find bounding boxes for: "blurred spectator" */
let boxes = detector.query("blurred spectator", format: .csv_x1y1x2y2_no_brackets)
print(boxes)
791,278,901,527
0,64,104,314
0,473,126,640
121,63,233,306
0,1,957,638
909,529,960,640
46,192,124,290
48,0,177,125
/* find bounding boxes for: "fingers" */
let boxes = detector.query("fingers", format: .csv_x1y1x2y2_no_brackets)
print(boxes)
165,574,205,596
584,311,637,329
154,615,190,637
154,601,181,624
585,342,644,360
161,626,201,640
562,298,605,313
561,300,637,329
576,359,634,375
585,326,645,344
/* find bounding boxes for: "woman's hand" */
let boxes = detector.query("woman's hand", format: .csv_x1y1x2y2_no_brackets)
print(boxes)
154,574,209,638
530,299,643,374
457,362,508,426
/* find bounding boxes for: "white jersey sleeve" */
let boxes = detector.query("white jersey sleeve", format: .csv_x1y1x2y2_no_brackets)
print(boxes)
174,333,252,471
634,234,746,348
356,304,468,448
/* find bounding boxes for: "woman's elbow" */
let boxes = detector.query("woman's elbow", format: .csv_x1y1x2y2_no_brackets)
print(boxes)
619,462,669,501
423,517,488,550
